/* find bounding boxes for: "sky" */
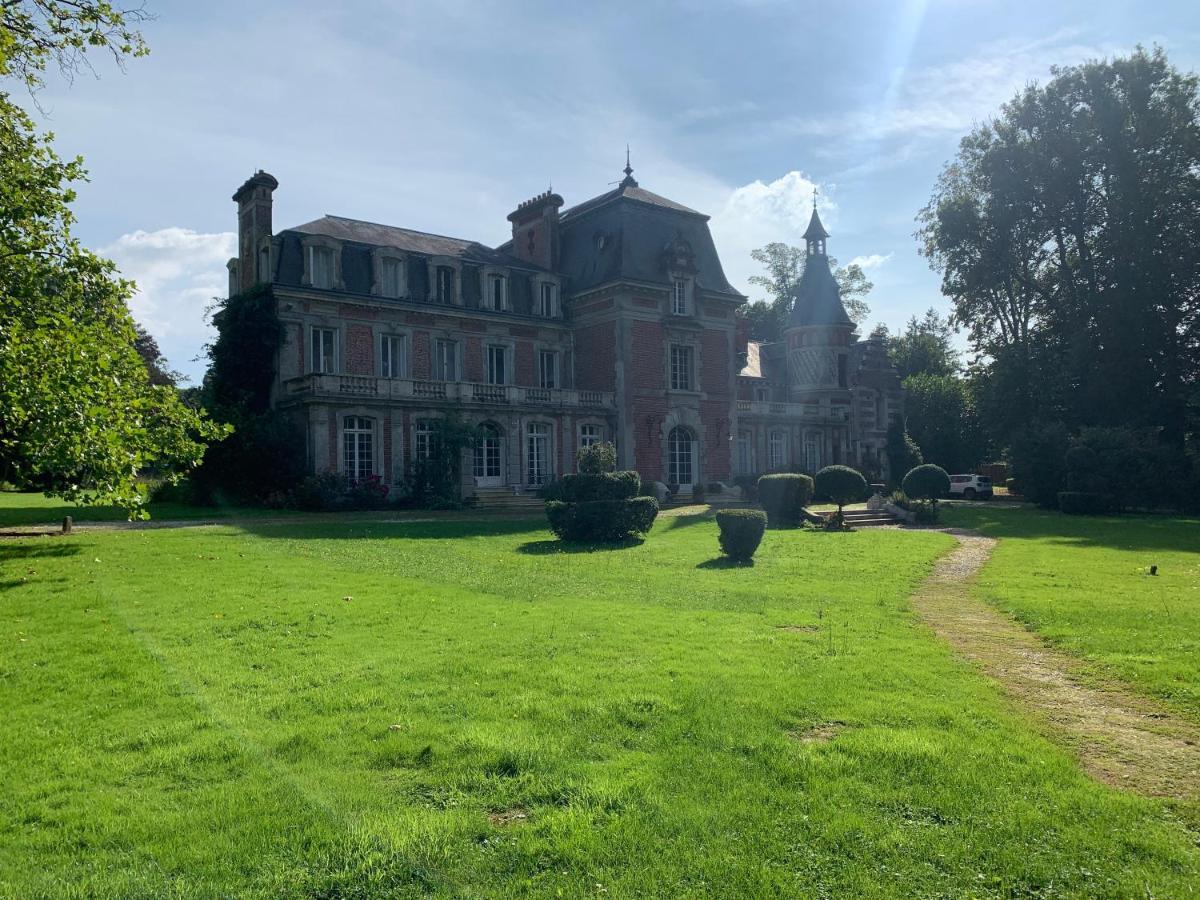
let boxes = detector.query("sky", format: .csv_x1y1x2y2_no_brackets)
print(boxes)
25,0,1200,382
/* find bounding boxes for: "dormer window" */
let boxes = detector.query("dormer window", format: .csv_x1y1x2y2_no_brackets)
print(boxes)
486,273,507,311
672,279,688,316
538,282,557,317
380,257,404,298
436,266,455,304
308,246,337,290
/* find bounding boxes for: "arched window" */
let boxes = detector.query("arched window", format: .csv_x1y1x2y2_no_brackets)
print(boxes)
343,416,374,481
768,429,786,471
527,422,551,486
474,422,504,484
667,426,695,486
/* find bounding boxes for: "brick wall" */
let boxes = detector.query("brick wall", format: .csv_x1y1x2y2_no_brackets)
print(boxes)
573,322,616,391
700,328,730,396
346,324,374,375
701,399,732,478
412,331,431,379
465,337,484,382
516,340,534,386
630,321,665,392
631,397,667,479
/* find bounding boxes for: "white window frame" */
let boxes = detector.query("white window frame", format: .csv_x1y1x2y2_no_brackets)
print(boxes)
380,333,407,378
803,431,821,473
737,429,752,474
377,254,406,299
414,420,436,462
537,281,558,317
538,349,558,389
526,422,552,486
671,279,688,316
579,423,602,449
434,339,459,382
343,416,375,481
435,265,455,304
486,344,508,386
308,245,338,290
667,426,695,486
485,273,508,311
310,326,338,374
769,429,786,471
669,343,694,392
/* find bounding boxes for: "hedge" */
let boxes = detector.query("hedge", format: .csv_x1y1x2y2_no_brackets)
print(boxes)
716,509,767,561
545,496,659,542
554,471,640,502
757,473,814,528
1057,491,1117,515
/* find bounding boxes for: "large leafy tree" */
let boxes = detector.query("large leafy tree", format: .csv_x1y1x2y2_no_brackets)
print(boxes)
918,47,1200,447
0,2,226,515
886,308,960,379
740,242,873,342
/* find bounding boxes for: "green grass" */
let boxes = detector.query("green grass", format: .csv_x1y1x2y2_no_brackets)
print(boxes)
2,513,1198,896
0,490,274,527
943,504,1200,721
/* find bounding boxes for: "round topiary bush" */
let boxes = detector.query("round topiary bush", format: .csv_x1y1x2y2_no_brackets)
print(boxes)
902,464,951,503
814,465,868,516
756,473,814,528
544,441,658,542
716,508,767,561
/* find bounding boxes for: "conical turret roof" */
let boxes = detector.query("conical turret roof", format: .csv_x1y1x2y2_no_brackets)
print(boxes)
802,207,829,240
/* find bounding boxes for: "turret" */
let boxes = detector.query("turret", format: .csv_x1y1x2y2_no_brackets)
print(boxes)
231,170,278,293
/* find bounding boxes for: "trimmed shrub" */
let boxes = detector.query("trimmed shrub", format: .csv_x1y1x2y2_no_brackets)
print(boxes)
814,465,868,515
902,464,951,503
1058,491,1116,515
716,509,767,561
545,497,659,542
757,473,814,528
577,441,617,475
556,471,640,502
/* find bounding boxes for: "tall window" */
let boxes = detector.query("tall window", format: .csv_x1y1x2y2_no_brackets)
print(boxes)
538,282,557,317
310,327,337,374
436,266,455,304
671,279,688,315
309,246,336,289
415,420,435,462
768,430,786,470
579,424,602,449
343,417,373,481
380,334,406,378
473,422,503,482
738,430,752,475
381,257,404,298
434,339,458,381
667,426,695,485
669,344,693,391
487,274,507,311
527,422,551,485
538,350,557,389
803,432,821,473
755,386,769,402
486,345,507,385
837,354,848,388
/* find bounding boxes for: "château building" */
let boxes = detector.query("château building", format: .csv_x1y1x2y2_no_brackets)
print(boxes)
228,161,902,500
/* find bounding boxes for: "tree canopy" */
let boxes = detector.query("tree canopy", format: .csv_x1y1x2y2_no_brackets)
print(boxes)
0,1,226,514
739,242,873,342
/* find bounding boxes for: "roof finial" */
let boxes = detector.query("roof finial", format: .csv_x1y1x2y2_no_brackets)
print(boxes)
619,144,638,188
812,185,818,210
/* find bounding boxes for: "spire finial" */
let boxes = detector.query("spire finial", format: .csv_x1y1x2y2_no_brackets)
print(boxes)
812,185,818,210
619,144,638,188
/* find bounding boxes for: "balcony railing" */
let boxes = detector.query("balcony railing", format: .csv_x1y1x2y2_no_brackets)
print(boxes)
735,399,850,422
284,374,615,409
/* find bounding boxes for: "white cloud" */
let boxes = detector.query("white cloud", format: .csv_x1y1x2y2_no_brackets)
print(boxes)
99,228,236,380
848,252,893,270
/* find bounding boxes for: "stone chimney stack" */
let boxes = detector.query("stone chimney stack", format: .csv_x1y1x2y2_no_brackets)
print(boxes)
507,190,564,270
231,170,279,293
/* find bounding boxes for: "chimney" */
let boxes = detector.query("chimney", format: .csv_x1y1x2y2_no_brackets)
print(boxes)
232,170,279,292
507,190,564,270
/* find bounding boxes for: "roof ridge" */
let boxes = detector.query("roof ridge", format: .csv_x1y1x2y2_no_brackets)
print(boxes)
316,213,487,247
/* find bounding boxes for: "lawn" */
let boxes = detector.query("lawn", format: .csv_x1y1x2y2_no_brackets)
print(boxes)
2,513,1198,896
0,489,273,527
942,505,1200,721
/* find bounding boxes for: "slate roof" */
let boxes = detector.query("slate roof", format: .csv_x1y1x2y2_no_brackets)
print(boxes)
788,252,853,328
555,181,743,298
287,214,541,270
802,207,830,240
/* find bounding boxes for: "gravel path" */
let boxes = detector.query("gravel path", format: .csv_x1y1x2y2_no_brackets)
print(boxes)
913,530,1200,801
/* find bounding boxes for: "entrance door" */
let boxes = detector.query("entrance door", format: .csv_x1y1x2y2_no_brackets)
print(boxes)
668,426,696,488
473,423,504,486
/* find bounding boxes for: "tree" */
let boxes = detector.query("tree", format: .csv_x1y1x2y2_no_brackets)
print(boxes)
0,2,226,515
887,308,959,379
886,422,922,486
739,242,874,342
814,465,867,518
133,323,180,387
901,373,987,473
918,48,1200,451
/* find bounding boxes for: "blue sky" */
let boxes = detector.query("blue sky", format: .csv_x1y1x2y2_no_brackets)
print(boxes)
27,0,1200,382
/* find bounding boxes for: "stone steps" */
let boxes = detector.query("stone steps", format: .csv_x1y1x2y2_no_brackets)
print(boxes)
840,508,901,527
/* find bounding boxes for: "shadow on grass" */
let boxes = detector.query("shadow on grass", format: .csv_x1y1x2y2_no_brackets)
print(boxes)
516,537,645,555
940,506,1200,554
241,517,545,542
0,541,80,592
696,556,755,569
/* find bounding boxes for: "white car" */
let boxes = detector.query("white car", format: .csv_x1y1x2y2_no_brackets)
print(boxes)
948,474,994,500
